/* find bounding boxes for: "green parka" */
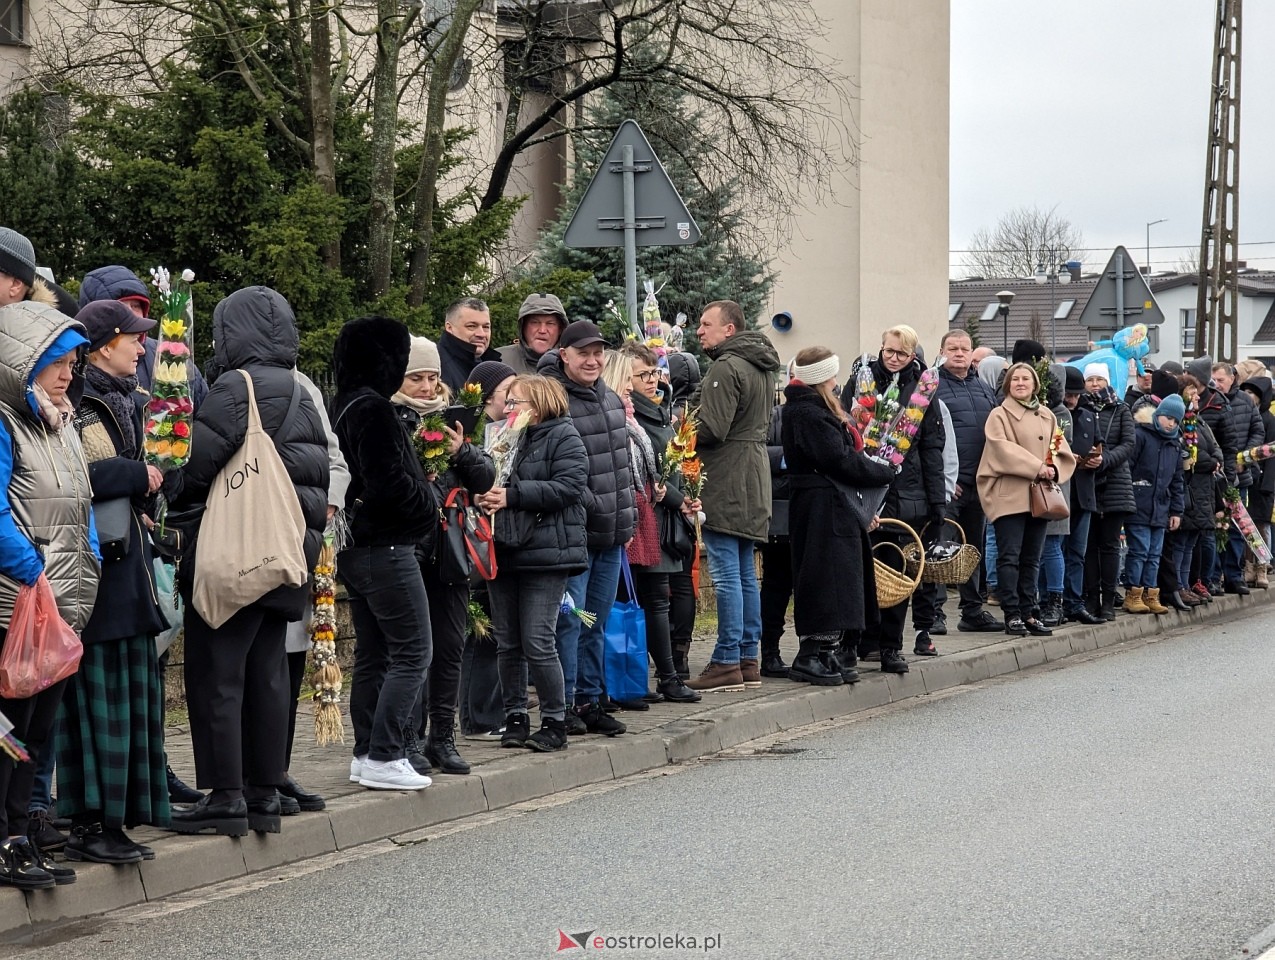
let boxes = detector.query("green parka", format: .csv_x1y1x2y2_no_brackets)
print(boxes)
692,330,782,541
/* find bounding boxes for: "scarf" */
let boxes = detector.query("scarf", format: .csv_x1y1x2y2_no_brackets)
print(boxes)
391,391,447,416
30,382,72,430
84,363,140,453
625,415,659,493
1086,386,1119,411
1013,395,1040,411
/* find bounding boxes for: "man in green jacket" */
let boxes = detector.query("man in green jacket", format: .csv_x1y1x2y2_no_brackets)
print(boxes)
687,300,782,692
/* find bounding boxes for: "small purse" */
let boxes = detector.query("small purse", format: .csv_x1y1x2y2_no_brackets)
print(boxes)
94,497,133,562
659,506,695,560
1029,480,1070,521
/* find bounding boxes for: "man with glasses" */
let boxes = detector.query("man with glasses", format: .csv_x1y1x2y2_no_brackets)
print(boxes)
686,300,781,692
439,297,501,391
541,320,635,736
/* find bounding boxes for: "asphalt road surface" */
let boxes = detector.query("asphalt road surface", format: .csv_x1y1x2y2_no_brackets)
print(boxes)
20,609,1275,960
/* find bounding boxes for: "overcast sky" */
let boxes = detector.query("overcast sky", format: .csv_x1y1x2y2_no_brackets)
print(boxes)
950,0,1275,277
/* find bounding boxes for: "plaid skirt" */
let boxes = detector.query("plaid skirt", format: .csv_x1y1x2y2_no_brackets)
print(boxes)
56,635,171,828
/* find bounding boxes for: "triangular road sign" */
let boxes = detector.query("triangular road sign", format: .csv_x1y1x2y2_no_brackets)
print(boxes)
1078,245,1165,331
563,120,701,249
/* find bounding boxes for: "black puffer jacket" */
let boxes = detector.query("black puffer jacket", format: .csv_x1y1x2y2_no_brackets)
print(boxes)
331,316,437,549
501,415,589,572
164,287,329,620
539,351,636,549
843,355,946,525
936,364,997,488
1223,385,1265,489
1079,393,1136,516
666,352,701,420
439,330,501,393
1197,386,1237,485
765,401,789,540
1241,377,1275,522
1181,415,1225,533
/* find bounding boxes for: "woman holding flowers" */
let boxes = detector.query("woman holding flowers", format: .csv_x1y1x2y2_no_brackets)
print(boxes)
475,375,588,753
784,347,896,685
1173,384,1224,605
58,300,169,866
977,363,1077,636
616,341,701,704
393,336,494,775
842,325,947,674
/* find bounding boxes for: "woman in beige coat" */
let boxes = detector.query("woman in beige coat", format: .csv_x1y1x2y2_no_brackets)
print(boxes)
977,363,1077,637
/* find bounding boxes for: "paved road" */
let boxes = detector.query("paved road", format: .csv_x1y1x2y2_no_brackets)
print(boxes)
20,610,1275,960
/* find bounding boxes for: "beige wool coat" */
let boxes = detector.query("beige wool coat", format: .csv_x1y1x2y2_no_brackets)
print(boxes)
976,398,1077,523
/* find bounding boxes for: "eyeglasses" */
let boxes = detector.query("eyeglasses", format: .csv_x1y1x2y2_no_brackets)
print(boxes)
882,348,913,361
504,397,528,407
633,370,660,382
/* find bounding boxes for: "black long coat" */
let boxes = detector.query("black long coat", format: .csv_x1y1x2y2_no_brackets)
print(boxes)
781,385,897,635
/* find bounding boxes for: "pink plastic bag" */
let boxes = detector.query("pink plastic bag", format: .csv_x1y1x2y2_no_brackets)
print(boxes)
0,574,83,699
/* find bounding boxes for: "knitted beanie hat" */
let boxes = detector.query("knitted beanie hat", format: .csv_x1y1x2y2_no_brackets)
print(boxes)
1186,355,1214,386
1155,393,1186,422
466,360,517,403
1083,362,1110,383
0,228,37,287
405,336,441,375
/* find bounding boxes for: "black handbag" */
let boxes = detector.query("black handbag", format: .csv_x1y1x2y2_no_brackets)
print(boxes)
95,498,133,562
658,505,695,560
439,488,497,585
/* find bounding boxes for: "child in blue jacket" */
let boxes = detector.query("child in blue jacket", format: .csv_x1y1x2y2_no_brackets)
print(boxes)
1124,394,1186,614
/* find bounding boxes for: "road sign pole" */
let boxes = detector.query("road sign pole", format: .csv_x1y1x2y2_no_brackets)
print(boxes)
1114,250,1125,329
621,145,641,338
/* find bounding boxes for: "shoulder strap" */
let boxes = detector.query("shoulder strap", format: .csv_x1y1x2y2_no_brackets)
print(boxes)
335,393,374,428
238,369,264,434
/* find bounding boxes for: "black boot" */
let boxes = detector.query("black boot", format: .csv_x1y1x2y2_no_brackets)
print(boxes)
671,642,691,681
425,723,472,775
823,640,858,684
1167,586,1193,611
788,637,843,685
574,702,627,736
656,676,702,703
760,650,789,678
25,835,75,884
880,648,909,674
167,764,203,804
403,729,433,776
66,822,145,862
0,838,55,889
1040,593,1064,627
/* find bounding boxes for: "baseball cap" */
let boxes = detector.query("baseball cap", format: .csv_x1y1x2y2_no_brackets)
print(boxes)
558,320,607,350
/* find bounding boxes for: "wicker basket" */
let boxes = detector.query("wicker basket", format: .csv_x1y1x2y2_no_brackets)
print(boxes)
903,518,982,585
873,518,925,608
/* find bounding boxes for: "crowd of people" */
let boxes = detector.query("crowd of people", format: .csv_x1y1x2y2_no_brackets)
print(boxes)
0,218,1270,893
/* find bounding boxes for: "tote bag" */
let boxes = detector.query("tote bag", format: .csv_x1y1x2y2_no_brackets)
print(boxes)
603,556,650,702
192,371,309,629
439,487,497,584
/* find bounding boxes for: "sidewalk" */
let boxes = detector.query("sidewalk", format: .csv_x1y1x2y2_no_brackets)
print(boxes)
5,587,1273,941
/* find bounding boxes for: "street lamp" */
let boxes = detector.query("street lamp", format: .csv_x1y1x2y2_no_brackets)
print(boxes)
997,290,1015,354
1146,218,1167,277
1034,249,1073,357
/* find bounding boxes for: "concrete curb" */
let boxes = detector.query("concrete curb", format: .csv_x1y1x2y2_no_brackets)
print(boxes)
6,587,1272,941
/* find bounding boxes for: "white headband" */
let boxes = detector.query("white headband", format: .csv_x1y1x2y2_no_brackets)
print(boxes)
1083,362,1109,382
792,355,841,386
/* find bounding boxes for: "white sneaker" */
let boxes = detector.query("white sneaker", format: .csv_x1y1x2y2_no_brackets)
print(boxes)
358,757,433,791
349,755,367,783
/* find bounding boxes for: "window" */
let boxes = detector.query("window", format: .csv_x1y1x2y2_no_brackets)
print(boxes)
0,0,21,43
979,302,1000,322
948,303,963,322
1054,299,1076,321
1181,308,1197,354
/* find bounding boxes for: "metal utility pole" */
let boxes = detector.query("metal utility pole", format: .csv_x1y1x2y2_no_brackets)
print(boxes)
1194,0,1242,363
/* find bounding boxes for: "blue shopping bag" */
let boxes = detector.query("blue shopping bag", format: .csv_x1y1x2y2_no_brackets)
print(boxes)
604,556,649,702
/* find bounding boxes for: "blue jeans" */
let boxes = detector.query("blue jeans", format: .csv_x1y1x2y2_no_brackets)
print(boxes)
1174,530,1199,589
984,524,999,592
1063,509,1092,611
1037,534,1065,595
1124,524,1166,588
1223,488,1248,584
556,546,623,706
29,740,55,814
701,530,761,665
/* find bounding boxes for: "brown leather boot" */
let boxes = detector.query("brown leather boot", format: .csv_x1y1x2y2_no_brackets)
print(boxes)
1144,587,1169,614
1122,586,1150,614
686,661,745,693
738,658,762,688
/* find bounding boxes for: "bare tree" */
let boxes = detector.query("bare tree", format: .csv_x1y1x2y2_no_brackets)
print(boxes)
962,205,1084,280
1176,248,1202,276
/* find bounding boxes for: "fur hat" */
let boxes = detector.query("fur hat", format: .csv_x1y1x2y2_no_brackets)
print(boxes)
405,336,441,375
1011,338,1046,365
0,227,37,288
334,315,410,399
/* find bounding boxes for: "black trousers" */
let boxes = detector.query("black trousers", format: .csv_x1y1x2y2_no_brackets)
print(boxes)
1085,511,1130,610
184,603,289,791
948,495,989,617
285,649,306,769
628,569,678,681
0,676,68,837
992,512,1048,621
759,540,793,656
412,561,469,737
668,556,696,651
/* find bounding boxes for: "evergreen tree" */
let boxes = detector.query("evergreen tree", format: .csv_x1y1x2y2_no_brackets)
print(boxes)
526,80,775,358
